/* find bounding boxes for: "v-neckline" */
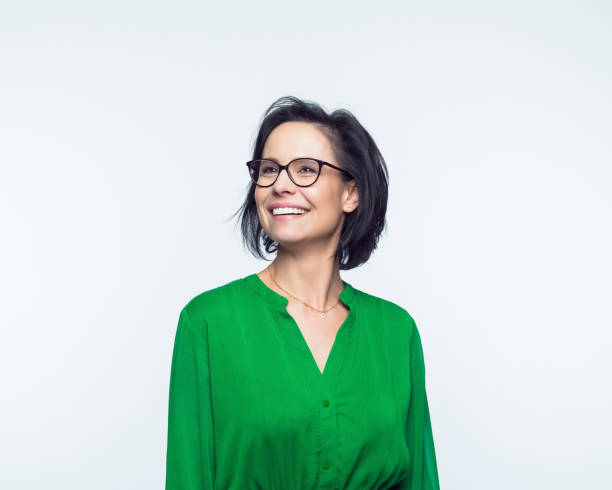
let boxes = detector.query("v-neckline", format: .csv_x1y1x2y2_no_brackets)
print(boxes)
243,272,357,390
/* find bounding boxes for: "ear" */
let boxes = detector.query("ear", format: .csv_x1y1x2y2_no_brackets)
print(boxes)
342,180,359,214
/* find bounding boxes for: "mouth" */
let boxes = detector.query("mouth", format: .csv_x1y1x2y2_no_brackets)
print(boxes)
268,207,310,221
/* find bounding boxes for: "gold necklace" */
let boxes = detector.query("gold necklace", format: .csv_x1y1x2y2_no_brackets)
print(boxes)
268,269,342,319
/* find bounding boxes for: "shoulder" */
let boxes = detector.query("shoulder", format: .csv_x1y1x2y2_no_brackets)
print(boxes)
181,276,244,321
351,285,418,336
352,286,426,360
174,276,246,341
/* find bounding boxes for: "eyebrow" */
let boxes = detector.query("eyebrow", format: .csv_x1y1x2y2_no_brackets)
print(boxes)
260,156,315,163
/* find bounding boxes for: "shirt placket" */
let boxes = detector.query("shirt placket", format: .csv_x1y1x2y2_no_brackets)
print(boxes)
274,306,356,489
316,382,339,489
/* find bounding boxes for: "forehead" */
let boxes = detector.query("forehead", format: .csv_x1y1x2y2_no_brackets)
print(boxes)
262,121,335,161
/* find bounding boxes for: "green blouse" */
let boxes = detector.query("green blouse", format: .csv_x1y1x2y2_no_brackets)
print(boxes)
165,273,440,490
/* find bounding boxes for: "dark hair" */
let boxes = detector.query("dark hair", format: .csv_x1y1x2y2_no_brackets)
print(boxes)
231,95,389,270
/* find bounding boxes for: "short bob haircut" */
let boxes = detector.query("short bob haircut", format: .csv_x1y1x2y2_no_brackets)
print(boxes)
233,95,389,271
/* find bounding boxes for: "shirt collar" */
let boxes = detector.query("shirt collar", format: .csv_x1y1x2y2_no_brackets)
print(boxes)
242,272,356,308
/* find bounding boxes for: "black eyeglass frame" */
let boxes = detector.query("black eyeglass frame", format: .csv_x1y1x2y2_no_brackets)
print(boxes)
245,157,354,188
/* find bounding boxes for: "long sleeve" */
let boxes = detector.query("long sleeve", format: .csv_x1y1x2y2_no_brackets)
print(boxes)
165,306,215,490
404,323,440,490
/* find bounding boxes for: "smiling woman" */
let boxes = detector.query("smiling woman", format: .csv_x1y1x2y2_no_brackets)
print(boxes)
164,96,440,490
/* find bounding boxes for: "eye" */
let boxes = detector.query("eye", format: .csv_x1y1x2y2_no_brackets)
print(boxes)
293,159,319,174
260,162,279,174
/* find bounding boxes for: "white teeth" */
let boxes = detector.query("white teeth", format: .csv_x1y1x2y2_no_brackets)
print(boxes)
272,207,307,215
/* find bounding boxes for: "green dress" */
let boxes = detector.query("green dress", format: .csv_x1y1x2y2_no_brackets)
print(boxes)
165,273,440,490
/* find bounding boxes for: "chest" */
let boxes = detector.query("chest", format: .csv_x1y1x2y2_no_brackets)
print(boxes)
286,301,351,374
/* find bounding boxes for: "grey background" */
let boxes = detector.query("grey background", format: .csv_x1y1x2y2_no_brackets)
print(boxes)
1,1,611,489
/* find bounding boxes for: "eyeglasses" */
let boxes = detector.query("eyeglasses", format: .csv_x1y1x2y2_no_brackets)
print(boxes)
246,157,353,187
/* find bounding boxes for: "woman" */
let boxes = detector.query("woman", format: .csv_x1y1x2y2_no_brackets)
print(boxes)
165,96,440,489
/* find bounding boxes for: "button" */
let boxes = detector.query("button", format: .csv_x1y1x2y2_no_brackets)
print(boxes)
322,462,330,470
322,399,330,407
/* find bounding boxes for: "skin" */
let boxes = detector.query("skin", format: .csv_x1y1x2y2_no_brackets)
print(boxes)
254,121,359,372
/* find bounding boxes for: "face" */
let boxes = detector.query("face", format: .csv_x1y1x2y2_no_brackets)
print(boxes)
254,121,358,250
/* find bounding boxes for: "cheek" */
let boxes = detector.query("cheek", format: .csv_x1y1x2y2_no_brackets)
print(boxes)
254,189,266,209
253,191,266,222
309,189,344,220
305,185,334,204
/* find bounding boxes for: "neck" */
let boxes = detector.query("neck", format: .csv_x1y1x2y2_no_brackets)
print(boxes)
264,249,343,310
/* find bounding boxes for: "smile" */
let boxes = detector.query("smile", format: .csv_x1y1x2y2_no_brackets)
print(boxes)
270,207,310,220
272,207,307,215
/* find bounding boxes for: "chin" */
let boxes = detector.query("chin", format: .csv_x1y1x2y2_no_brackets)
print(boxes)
271,234,307,245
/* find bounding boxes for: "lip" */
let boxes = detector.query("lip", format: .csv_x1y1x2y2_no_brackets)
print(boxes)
269,208,310,221
267,203,310,212
267,204,310,221
271,213,308,221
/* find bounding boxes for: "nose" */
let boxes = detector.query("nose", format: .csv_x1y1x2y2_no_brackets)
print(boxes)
271,166,296,192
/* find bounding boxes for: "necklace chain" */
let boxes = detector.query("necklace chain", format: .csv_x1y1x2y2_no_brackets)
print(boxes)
268,269,342,319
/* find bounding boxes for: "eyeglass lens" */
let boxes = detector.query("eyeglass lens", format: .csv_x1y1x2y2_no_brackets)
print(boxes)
250,159,320,186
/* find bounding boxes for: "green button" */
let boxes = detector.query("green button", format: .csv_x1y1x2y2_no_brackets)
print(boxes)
322,462,330,470
322,400,330,407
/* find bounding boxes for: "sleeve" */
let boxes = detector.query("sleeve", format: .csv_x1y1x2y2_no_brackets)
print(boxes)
404,322,440,490
165,306,215,490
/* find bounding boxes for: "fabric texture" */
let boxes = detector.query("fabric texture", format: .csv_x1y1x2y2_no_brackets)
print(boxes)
165,273,440,490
